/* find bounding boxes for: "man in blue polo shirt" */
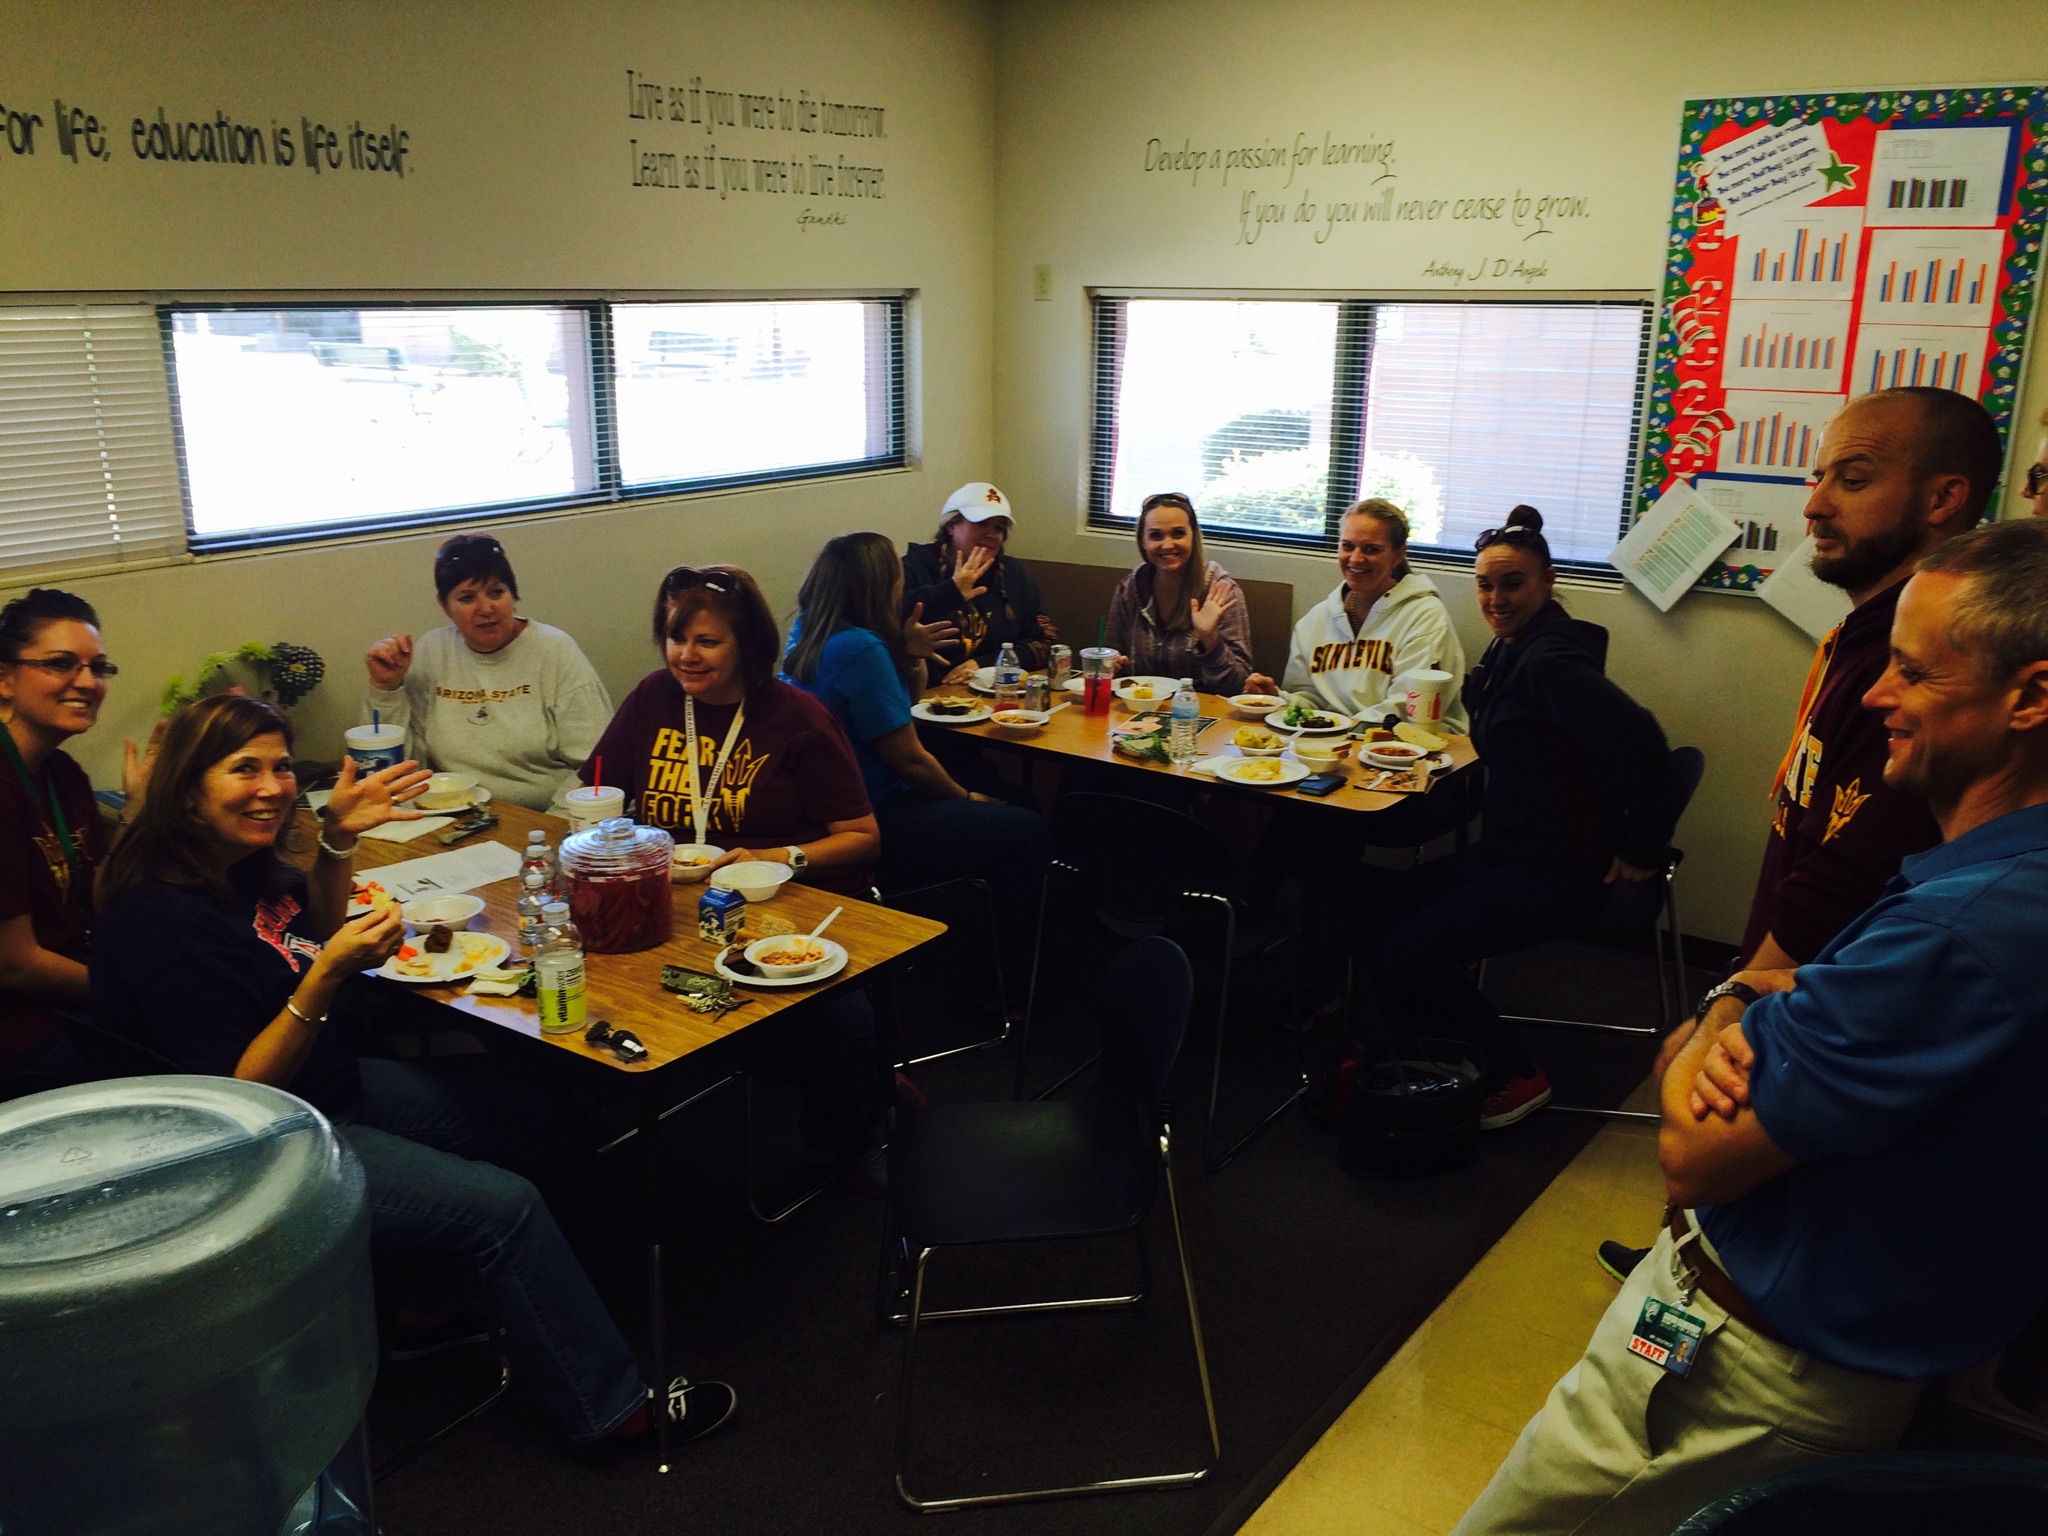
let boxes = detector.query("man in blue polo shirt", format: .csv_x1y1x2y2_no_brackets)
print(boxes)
1453,518,2048,1535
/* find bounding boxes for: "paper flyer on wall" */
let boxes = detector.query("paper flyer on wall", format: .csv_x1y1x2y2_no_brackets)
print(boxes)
1755,535,1852,642
1608,480,1742,613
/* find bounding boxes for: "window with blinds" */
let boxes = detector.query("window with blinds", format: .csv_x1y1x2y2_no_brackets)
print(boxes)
1089,296,1653,571
0,305,186,583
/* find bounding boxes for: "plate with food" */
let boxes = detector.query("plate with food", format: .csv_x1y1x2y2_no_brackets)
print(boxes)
1113,676,1181,712
1362,740,1432,771
715,939,851,988
1228,692,1287,720
1266,703,1355,736
1215,756,1311,789
1229,725,1288,757
377,929,511,984
912,696,993,725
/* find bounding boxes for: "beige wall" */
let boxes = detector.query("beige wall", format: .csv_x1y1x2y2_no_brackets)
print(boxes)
0,0,996,788
991,0,2048,941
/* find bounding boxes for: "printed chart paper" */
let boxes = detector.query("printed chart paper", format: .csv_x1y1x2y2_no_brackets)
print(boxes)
1610,481,1743,613
1641,88,2044,594
1757,536,1854,642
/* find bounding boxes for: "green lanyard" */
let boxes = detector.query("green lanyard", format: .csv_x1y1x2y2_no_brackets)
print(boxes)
0,727,81,887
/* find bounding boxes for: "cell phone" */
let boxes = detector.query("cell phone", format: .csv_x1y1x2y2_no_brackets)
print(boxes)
1295,772,1347,796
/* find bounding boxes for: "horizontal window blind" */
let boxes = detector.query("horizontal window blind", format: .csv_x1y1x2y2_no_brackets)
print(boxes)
0,305,185,582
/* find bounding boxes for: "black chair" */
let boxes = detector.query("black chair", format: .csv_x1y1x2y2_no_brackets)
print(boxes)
1014,792,1304,1171
879,936,1220,1512
1478,745,1705,1124
877,874,1013,1066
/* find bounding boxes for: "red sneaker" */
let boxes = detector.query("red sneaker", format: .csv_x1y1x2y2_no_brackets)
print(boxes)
1480,1068,1552,1130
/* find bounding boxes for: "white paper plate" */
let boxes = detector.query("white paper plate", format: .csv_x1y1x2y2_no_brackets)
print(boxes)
1214,757,1312,789
377,931,510,984
715,944,851,988
1266,708,1354,736
912,698,993,725
413,785,493,814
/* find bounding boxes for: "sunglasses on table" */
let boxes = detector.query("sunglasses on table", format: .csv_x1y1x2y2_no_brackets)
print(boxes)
584,1018,648,1064
8,654,119,679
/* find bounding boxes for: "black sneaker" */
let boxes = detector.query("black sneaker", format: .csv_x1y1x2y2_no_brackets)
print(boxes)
1597,1240,1650,1284
383,1312,494,1362
665,1377,739,1445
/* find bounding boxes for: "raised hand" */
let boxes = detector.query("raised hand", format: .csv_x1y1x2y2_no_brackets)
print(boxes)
1192,578,1237,646
365,634,414,691
939,661,978,686
951,545,994,602
120,716,169,815
322,754,432,841
903,602,961,661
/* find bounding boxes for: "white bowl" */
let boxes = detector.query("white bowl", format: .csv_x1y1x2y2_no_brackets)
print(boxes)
401,893,486,928
990,707,1051,737
670,843,725,882
1363,743,1429,771
742,934,845,979
1227,729,1289,758
1113,675,1181,713
1229,693,1286,720
416,772,479,811
711,860,795,901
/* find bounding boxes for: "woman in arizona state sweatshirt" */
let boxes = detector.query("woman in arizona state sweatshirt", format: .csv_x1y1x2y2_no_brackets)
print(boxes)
1246,498,1469,731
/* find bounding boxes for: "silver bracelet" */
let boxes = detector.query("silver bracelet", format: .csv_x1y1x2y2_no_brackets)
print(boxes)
285,998,327,1028
316,831,357,860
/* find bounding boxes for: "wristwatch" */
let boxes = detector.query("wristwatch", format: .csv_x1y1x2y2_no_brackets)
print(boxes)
1694,978,1761,1019
785,844,808,873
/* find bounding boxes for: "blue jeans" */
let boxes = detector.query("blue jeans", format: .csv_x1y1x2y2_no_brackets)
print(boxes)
343,1058,645,1442
874,791,1047,955
1368,847,1611,1090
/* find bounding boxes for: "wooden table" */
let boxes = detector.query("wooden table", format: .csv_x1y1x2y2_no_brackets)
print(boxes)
917,687,1479,815
334,799,946,1470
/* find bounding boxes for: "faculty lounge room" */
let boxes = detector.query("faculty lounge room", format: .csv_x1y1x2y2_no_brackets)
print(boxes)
3,3,2047,1534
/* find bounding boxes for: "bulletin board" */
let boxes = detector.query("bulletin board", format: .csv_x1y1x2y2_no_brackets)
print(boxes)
1638,85,2048,591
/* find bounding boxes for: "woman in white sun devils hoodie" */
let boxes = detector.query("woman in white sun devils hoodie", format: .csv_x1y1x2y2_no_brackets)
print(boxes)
1246,498,1469,733
362,533,613,811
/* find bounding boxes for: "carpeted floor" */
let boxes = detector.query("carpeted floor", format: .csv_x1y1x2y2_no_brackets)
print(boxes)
367,926,1706,1536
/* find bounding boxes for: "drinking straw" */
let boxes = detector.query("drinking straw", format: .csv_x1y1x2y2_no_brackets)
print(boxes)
1096,615,1106,648
593,756,603,789
372,709,379,733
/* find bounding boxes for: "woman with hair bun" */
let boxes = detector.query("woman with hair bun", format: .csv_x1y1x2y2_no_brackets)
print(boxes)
1368,506,1677,1129
0,588,155,1101
363,531,612,810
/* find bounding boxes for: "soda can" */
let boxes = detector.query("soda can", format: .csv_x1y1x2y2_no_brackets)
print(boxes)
698,884,746,944
1049,645,1073,687
1026,675,1051,713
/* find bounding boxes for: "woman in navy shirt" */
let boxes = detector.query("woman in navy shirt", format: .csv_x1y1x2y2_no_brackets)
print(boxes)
783,532,1045,914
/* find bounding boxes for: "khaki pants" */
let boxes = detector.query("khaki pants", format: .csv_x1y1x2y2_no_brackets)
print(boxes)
1451,1221,1925,1536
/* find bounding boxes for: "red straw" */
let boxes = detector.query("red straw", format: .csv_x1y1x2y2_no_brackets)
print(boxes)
593,756,603,789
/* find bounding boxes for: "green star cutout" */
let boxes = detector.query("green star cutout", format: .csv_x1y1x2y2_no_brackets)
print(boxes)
1817,152,1858,192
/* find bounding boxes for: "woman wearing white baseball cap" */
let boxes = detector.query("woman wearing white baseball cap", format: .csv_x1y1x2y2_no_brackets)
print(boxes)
899,482,1057,683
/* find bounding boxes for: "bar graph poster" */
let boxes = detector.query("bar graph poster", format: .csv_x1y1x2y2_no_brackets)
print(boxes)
1640,85,2047,592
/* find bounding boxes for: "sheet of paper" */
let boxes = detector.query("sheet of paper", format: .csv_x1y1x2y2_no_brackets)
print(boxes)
371,840,522,903
1703,121,1832,232
1692,474,1814,578
1756,536,1852,642
1610,481,1743,613
360,815,455,843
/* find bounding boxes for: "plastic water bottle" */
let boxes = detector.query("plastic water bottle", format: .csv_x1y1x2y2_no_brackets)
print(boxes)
1170,677,1201,763
994,641,1025,709
521,829,557,898
534,901,586,1034
516,870,549,953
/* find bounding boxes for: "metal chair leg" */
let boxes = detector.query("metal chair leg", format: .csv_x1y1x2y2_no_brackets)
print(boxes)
742,1075,837,1225
1012,868,1061,1100
371,1330,512,1481
1201,896,1309,1172
885,876,1013,1067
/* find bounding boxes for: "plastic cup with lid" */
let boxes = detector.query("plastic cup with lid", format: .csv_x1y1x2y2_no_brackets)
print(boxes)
562,784,627,830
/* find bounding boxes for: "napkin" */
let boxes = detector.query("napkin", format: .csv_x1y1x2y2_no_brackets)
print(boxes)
360,816,455,843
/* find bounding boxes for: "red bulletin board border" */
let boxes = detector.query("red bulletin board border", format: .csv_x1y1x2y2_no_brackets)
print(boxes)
1640,86,2048,592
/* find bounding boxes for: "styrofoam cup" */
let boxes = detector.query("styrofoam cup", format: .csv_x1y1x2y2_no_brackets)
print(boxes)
563,784,626,830
343,725,405,775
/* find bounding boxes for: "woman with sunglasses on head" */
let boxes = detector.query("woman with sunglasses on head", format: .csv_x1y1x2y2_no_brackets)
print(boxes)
585,566,889,1188
783,532,1046,906
899,482,1057,684
1245,498,1468,730
92,695,735,1449
363,532,612,811
0,589,158,1102
1367,507,1675,1129
1103,493,1254,695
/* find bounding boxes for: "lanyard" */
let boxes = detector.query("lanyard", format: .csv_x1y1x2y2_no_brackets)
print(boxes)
0,727,81,888
682,693,747,847
1770,623,1841,802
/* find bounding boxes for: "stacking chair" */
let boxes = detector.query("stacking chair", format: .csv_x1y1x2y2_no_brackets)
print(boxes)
879,936,1220,1511
1480,746,1706,1124
877,874,1012,1066
1013,792,1305,1171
